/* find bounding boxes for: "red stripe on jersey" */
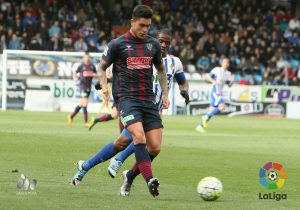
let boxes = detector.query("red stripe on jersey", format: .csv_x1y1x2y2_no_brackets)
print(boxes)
136,42,145,100
113,39,122,101
125,33,134,96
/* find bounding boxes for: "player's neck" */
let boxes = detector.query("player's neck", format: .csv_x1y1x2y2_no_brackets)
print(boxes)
129,29,143,40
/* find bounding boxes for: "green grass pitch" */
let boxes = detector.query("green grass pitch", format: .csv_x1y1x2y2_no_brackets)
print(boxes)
0,111,300,210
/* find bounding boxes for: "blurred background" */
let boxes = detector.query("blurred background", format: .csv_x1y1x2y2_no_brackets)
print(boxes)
1,0,300,118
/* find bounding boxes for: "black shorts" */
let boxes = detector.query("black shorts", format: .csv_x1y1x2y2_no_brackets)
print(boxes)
80,89,91,98
118,98,163,132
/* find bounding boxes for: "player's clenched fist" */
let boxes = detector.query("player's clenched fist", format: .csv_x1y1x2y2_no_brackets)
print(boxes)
162,95,170,109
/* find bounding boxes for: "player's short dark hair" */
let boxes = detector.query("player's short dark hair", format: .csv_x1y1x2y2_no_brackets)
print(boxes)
157,28,172,38
132,5,153,19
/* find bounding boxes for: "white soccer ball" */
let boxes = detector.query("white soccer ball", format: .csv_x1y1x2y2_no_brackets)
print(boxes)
197,177,223,201
268,171,277,181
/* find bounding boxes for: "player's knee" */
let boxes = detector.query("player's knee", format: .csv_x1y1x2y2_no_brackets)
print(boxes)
111,112,118,119
219,104,225,111
131,132,146,143
114,136,130,151
147,144,161,156
113,140,124,151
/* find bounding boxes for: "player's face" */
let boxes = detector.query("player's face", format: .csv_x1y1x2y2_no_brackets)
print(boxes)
157,33,171,57
131,18,151,39
221,59,229,70
83,54,90,64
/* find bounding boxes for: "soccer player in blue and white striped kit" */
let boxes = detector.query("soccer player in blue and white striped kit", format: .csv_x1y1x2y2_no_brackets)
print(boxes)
196,58,234,132
71,27,189,196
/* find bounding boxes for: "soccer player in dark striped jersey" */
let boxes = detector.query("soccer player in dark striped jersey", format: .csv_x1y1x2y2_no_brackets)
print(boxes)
71,28,190,197
67,52,96,128
108,28,189,180
71,5,169,197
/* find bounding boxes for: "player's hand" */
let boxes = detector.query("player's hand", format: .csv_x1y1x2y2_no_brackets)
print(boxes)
102,86,109,107
162,95,170,109
180,90,190,105
94,82,102,90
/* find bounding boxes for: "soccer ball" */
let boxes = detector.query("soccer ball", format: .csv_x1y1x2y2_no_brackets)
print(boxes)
197,177,223,201
268,171,278,181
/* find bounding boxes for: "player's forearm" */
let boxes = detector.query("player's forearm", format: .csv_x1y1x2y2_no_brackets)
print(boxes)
157,67,169,96
228,75,235,87
97,60,109,88
179,80,189,92
72,72,77,81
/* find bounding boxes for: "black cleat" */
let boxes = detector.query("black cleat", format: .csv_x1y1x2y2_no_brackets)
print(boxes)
147,178,160,197
88,122,96,131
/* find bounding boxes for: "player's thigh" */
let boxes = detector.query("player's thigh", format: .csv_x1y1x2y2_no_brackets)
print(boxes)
80,97,88,106
210,92,223,107
208,106,214,112
218,103,225,111
145,128,162,155
111,105,119,119
126,122,146,144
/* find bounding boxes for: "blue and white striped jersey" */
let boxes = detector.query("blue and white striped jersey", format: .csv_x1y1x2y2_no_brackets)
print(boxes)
209,67,231,96
153,54,185,111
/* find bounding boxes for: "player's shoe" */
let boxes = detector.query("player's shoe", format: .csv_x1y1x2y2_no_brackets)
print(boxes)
88,117,96,131
71,160,87,186
67,115,73,127
119,170,133,196
195,125,206,133
202,116,208,128
84,122,91,128
108,158,123,178
147,178,160,197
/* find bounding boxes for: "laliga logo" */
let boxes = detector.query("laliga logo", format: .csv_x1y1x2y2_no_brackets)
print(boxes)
258,162,287,201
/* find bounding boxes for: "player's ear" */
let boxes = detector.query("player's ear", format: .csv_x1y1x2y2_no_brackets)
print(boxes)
130,19,135,26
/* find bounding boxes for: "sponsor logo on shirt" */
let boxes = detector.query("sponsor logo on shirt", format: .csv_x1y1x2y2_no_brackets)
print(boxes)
127,57,152,69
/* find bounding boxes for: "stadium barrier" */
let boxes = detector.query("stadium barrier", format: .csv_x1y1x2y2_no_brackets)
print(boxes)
286,102,300,119
1,50,300,116
1,50,103,112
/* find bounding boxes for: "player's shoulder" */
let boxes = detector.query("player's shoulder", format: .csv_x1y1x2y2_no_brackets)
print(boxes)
107,34,126,46
166,54,182,62
211,66,222,71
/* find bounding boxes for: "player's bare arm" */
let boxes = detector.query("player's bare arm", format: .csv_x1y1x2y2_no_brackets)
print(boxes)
156,62,170,108
228,74,235,87
179,80,190,105
97,59,111,105
72,70,78,81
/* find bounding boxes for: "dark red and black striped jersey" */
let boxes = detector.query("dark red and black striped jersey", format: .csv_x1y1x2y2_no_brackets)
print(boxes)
76,63,96,90
102,31,163,103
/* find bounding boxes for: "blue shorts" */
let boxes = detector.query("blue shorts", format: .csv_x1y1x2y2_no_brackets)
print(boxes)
210,92,224,107
118,98,163,132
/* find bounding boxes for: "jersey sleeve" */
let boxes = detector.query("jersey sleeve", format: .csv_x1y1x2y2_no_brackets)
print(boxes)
76,65,82,73
174,57,186,85
92,64,96,73
102,39,118,65
209,68,218,80
152,41,163,67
